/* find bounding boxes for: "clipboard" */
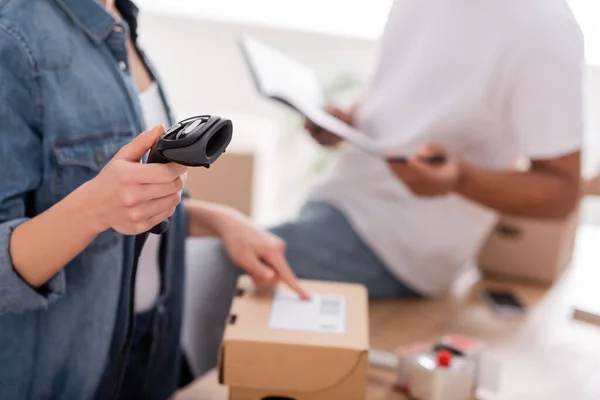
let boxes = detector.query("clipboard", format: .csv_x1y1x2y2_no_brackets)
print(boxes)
239,35,382,156
239,35,448,165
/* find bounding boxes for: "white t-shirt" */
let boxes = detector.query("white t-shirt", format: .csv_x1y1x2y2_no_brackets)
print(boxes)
136,82,170,312
310,0,584,295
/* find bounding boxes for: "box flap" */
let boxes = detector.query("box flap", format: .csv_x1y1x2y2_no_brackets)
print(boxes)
219,277,369,392
222,342,368,393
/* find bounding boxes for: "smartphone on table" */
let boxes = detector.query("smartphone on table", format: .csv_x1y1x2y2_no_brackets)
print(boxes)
481,289,526,316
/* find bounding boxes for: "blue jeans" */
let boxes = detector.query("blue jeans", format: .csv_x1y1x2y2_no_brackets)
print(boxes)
182,201,419,377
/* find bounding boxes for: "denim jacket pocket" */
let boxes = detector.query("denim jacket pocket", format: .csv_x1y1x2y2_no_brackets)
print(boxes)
52,131,134,251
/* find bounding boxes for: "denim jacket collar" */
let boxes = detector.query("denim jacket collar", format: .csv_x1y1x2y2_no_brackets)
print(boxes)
53,0,116,44
53,0,140,45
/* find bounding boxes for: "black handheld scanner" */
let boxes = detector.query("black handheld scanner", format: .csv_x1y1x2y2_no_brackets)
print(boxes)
146,115,233,234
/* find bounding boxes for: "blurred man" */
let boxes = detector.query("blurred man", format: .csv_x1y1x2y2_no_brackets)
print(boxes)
184,0,584,376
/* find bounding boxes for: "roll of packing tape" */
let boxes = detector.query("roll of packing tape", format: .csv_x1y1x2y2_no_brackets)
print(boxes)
410,350,476,400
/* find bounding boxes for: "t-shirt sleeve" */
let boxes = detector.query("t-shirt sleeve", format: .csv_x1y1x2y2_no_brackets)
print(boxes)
509,19,585,159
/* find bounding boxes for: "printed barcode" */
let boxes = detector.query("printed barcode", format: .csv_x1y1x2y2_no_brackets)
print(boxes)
320,298,341,316
319,324,337,331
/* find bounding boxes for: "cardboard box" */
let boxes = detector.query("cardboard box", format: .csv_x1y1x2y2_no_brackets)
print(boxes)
219,277,370,400
478,211,579,285
583,175,600,196
185,151,254,216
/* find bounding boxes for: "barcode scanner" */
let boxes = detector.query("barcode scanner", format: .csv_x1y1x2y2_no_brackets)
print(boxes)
116,118,232,397
146,115,233,234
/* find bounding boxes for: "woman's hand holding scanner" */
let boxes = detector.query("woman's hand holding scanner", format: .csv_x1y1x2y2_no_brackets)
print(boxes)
9,125,187,288
387,142,461,197
83,125,187,236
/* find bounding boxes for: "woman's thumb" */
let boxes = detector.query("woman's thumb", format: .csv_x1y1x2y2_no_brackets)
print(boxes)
115,125,165,162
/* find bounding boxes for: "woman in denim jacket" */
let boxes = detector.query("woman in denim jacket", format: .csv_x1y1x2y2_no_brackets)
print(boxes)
0,0,307,399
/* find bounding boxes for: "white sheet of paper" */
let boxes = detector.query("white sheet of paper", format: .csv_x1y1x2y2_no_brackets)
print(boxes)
268,290,347,334
240,35,381,156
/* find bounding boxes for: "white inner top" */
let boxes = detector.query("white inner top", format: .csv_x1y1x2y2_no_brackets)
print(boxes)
309,0,584,295
136,82,170,312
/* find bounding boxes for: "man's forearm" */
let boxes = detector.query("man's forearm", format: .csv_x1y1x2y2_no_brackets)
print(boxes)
9,185,100,287
456,159,580,219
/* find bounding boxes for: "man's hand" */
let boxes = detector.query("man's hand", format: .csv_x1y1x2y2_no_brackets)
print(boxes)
387,143,461,196
304,105,354,147
388,142,580,218
186,201,310,299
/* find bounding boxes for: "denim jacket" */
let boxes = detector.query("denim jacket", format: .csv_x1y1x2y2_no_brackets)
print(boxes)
0,0,187,399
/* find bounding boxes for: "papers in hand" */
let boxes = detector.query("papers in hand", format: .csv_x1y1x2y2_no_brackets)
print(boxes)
239,35,381,156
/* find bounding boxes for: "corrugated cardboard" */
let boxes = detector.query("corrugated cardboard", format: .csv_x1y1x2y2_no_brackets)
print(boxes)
219,277,369,400
185,151,254,216
478,210,579,285
583,176,600,196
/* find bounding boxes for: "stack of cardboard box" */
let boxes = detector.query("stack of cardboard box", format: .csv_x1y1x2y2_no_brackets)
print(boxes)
185,151,255,217
477,163,586,285
478,211,579,285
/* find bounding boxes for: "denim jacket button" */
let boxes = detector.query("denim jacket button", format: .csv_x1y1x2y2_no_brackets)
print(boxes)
94,150,105,164
118,61,127,71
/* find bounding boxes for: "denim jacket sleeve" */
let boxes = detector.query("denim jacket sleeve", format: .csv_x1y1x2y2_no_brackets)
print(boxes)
0,23,66,315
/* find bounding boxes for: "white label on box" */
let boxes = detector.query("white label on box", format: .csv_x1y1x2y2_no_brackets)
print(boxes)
268,290,347,334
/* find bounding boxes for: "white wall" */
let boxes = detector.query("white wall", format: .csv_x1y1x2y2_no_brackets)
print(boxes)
137,12,378,224
584,66,600,176
581,66,600,224
137,13,377,120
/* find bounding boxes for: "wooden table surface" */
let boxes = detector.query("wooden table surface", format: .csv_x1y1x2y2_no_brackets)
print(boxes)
175,226,600,400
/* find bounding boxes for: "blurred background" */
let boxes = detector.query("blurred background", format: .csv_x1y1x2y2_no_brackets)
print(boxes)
135,0,600,226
